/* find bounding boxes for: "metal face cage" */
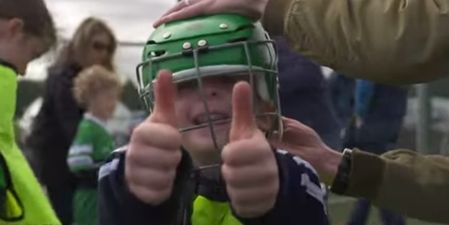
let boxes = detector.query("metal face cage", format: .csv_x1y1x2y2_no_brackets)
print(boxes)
136,40,282,170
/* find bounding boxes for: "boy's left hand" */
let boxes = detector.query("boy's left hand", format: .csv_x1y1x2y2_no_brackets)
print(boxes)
221,81,279,218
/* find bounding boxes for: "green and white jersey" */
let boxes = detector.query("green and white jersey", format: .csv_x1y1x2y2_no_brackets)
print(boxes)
68,113,115,174
68,113,116,225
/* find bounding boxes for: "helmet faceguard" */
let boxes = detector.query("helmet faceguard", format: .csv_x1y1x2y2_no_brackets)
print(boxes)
136,14,282,154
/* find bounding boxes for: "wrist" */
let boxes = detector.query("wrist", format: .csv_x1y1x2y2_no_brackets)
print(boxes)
330,148,353,194
319,147,343,186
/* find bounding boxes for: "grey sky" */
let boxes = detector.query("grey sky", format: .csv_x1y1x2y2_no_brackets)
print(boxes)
24,0,174,84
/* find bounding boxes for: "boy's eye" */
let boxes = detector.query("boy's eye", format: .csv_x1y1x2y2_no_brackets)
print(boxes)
223,76,245,84
176,80,197,92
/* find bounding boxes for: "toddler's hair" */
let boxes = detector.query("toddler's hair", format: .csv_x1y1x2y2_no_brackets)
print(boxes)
73,65,122,106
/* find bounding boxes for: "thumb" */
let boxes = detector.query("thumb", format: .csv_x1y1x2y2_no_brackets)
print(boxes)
147,70,177,126
230,81,257,142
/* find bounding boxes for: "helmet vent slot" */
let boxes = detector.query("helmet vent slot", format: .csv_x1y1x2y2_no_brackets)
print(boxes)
228,37,248,43
148,50,166,57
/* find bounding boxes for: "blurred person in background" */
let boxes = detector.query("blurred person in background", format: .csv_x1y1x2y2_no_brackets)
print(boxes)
276,36,341,150
27,17,117,225
343,80,408,225
0,0,60,224
327,73,355,137
68,65,122,225
276,36,342,217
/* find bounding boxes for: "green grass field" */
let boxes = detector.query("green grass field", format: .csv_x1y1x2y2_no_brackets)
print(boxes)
328,195,446,225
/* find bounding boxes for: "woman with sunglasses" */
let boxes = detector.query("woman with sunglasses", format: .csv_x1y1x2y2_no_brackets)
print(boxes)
28,17,117,225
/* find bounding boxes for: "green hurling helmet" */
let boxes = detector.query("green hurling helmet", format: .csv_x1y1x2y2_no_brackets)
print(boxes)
136,14,282,149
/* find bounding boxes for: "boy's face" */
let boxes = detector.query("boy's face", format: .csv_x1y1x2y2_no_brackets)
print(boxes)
173,75,261,166
89,88,120,121
0,19,47,74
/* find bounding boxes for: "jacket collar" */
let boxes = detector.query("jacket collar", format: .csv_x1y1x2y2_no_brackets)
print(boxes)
195,169,228,202
0,59,18,74
84,113,109,132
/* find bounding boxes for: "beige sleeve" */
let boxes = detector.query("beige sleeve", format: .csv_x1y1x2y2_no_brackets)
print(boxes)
263,0,449,84
345,149,449,223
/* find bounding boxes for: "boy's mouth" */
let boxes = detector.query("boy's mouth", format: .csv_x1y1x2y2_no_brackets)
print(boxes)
193,112,230,126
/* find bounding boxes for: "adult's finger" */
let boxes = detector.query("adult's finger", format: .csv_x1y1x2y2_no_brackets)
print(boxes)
154,0,209,27
158,0,189,21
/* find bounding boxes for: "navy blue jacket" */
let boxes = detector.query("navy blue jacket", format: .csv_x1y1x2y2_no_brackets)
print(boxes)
355,80,408,120
276,37,341,149
98,147,329,225
350,80,408,152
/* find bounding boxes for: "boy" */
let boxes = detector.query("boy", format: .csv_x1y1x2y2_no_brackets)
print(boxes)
99,14,329,225
0,0,60,224
68,65,122,225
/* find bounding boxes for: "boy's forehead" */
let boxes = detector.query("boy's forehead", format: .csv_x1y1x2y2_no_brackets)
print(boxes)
173,72,249,82
151,70,253,85
169,65,259,82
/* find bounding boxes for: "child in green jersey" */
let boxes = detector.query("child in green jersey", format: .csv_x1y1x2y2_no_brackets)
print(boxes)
68,65,122,225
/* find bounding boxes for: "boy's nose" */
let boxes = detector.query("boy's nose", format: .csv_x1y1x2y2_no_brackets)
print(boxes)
202,85,220,98
207,89,218,97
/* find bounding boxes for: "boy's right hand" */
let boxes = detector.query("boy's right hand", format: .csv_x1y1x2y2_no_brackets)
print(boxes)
125,70,182,205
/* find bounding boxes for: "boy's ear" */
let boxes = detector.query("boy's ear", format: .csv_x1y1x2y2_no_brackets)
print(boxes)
256,102,276,131
5,18,24,39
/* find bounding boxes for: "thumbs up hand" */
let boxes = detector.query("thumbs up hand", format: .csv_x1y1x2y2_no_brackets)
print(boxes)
125,70,182,205
221,81,279,218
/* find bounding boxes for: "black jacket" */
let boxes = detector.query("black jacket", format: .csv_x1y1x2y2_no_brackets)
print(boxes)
98,148,329,225
28,64,84,186
276,37,341,149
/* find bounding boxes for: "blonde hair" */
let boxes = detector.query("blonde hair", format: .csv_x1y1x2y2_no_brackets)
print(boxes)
73,65,122,106
54,17,116,70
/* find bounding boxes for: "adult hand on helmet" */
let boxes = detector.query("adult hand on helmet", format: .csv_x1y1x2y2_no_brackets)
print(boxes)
221,81,279,218
269,117,342,185
153,0,269,27
125,70,183,205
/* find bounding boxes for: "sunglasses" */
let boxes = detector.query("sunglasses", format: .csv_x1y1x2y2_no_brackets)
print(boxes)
92,41,113,53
